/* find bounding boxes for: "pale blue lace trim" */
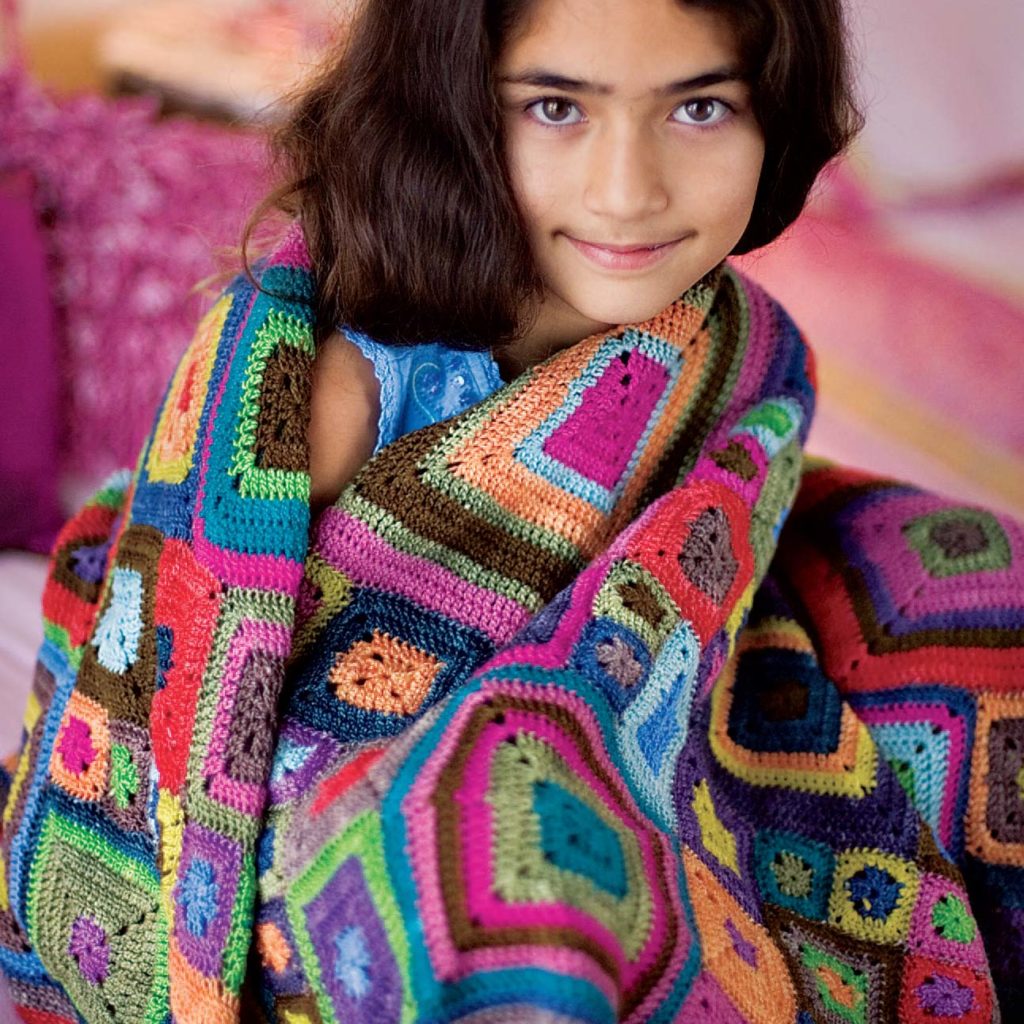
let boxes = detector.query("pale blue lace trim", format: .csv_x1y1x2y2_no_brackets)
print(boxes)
341,329,504,452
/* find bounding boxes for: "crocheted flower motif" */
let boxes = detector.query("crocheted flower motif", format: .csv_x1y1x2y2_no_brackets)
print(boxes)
70,541,112,584
333,925,372,1000
92,567,144,674
931,894,976,944
179,858,220,938
109,743,140,810
771,851,815,900
67,916,110,985
678,506,738,605
594,636,644,687
270,736,314,784
844,866,903,921
57,717,96,775
916,973,975,1016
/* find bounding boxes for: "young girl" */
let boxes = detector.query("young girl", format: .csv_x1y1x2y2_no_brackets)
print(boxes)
255,0,861,516
16,2,1016,1022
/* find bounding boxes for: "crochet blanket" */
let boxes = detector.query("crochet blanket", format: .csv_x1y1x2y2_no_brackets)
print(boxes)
1,227,1021,1023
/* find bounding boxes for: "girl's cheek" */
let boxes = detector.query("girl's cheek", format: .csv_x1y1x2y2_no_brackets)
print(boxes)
507,137,565,218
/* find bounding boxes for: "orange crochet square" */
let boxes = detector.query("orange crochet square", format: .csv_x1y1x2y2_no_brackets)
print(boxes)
329,630,443,716
49,691,110,802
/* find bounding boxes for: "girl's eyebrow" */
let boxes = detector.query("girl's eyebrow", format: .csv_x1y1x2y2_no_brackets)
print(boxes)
498,67,746,96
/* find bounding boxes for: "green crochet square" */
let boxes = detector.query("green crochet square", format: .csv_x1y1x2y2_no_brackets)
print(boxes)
229,308,315,502
27,806,168,1023
902,508,1011,579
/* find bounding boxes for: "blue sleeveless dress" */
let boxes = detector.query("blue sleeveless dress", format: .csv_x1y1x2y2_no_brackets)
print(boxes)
342,328,505,451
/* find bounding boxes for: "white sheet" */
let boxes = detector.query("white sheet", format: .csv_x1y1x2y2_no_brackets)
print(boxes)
0,552,48,756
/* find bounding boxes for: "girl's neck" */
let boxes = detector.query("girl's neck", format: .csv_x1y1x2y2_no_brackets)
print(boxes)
492,293,612,382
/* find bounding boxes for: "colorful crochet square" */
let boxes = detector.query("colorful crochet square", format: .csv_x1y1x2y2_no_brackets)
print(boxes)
852,686,975,860
195,297,314,574
754,831,835,920
767,906,902,1024
146,292,230,486
75,523,163,728
683,850,796,1024
903,508,1012,579
783,482,1024,690
284,588,493,743
829,850,920,945
394,681,693,1022
520,334,677,511
286,810,415,1024
172,822,244,979
48,690,110,803
898,955,993,1024
908,873,988,970
188,588,293,831
709,638,879,798
966,692,1024,865
26,807,167,1023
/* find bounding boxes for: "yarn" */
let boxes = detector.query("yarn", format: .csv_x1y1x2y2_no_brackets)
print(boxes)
0,224,1020,1022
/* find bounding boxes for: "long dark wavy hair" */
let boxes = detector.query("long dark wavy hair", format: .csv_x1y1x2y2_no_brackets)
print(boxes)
246,0,864,348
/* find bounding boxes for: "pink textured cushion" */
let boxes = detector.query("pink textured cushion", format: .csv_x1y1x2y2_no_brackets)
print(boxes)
0,169,65,552
0,69,272,495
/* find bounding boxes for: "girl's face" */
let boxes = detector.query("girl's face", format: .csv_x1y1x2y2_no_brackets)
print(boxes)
499,0,765,349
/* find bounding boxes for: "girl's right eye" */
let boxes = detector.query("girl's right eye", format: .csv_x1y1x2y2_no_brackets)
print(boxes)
525,98,584,126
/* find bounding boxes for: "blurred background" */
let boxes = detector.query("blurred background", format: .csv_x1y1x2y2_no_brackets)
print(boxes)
0,0,1022,748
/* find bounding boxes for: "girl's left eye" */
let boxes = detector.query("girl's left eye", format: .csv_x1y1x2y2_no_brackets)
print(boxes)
670,98,733,127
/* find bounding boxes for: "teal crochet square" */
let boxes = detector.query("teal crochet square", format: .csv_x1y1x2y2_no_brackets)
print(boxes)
754,830,835,920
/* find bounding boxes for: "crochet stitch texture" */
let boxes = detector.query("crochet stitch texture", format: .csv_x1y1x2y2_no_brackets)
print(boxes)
0,225,1021,1022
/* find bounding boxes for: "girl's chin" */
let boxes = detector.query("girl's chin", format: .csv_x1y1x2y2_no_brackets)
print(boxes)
569,292,682,328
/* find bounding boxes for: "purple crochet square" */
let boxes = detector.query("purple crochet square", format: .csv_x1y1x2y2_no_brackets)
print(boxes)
267,721,341,807
303,856,403,1022
203,617,290,816
173,823,243,977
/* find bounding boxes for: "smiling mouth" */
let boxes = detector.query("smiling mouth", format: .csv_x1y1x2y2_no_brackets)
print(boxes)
564,234,688,270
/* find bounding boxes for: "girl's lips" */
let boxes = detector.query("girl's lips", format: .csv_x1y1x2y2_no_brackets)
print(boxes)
564,234,685,271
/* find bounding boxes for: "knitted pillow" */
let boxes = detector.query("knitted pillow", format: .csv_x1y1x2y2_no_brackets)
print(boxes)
0,64,272,502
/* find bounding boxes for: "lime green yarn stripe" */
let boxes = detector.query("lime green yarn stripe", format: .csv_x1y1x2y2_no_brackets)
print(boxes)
229,309,313,502
750,438,803,580
92,476,133,510
222,850,257,993
110,744,140,809
287,810,418,1024
42,622,84,668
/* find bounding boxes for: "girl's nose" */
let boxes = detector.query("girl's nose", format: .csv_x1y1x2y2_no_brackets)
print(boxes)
582,124,670,222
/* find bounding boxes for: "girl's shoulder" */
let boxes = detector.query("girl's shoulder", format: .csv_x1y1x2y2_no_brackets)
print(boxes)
339,328,504,453
308,328,504,512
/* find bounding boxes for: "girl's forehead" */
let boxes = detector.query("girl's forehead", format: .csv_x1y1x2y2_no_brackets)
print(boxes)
500,0,743,79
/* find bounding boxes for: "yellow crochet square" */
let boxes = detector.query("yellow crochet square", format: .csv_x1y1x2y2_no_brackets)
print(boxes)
828,849,920,945
147,294,231,485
